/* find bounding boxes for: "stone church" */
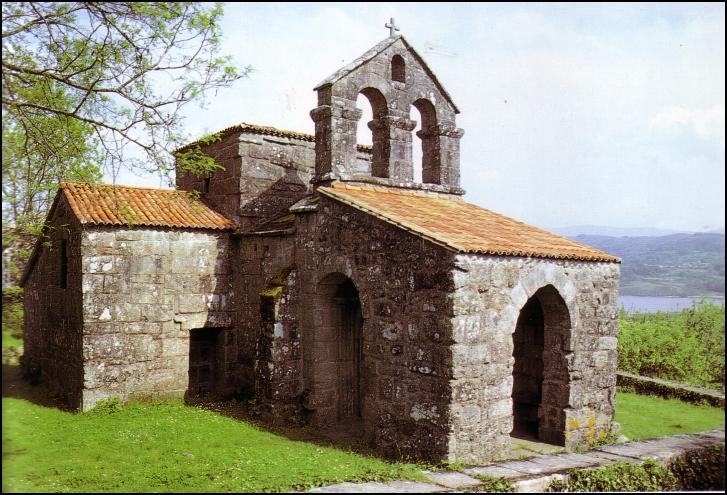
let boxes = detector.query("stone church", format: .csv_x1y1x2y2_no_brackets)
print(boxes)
21,30,621,463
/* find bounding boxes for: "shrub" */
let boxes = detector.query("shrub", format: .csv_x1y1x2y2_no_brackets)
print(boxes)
546,460,678,492
616,374,724,407
89,397,123,414
618,301,725,389
668,444,725,490
2,287,24,340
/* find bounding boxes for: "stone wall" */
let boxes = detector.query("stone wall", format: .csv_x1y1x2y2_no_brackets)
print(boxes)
234,233,298,412
244,196,459,461
178,130,377,231
79,227,235,410
22,195,84,406
448,255,620,463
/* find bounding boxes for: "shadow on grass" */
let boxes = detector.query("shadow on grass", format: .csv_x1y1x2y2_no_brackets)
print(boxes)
2,364,74,411
186,396,388,460
3,364,403,463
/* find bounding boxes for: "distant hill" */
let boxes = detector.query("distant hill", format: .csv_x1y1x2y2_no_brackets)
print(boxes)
572,233,725,297
551,225,694,237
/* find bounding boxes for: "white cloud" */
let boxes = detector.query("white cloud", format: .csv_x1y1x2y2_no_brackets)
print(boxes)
651,106,726,145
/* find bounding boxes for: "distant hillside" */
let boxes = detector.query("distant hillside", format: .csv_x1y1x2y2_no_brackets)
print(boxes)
551,225,694,237
572,233,725,297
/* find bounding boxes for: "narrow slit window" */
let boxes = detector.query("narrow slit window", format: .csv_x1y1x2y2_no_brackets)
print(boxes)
203,175,211,193
60,239,68,288
391,55,405,83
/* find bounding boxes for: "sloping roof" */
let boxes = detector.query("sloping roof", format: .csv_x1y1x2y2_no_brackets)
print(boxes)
317,184,620,263
175,122,373,154
60,181,236,230
315,35,460,114
19,182,235,287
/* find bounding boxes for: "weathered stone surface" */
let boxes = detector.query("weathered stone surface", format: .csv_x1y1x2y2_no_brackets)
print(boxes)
464,465,523,479
310,429,726,493
421,471,482,488
448,255,620,463
308,481,447,493
312,37,462,190
73,227,234,410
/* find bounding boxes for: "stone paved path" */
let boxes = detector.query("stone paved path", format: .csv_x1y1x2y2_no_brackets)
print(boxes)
307,429,724,493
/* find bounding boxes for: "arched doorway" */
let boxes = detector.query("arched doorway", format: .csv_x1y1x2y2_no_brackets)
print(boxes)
307,273,364,426
511,285,572,445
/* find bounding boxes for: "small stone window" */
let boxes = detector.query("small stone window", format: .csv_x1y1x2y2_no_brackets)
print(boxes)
203,175,211,193
391,55,405,83
59,239,68,289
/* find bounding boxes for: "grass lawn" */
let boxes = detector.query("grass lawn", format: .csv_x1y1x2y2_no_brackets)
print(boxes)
615,390,725,441
2,393,423,493
3,371,724,492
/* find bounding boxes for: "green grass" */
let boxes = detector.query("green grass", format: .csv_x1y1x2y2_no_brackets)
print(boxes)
4,391,723,493
2,325,22,350
2,397,423,492
615,391,725,441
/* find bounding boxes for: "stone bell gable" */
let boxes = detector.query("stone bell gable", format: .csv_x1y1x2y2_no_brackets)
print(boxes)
311,35,464,190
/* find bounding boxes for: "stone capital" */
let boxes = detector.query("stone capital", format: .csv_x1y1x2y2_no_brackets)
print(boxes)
309,105,333,122
420,124,465,138
341,107,363,121
366,119,385,132
384,115,418,131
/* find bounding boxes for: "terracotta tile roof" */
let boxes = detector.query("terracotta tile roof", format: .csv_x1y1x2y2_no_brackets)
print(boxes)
60,181,236,230
318,184,620,263
176,122,373,154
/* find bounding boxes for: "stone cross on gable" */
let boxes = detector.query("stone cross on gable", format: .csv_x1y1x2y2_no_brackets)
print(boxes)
385,18,400,38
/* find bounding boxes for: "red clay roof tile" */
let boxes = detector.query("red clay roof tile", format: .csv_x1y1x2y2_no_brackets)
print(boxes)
60,181,236,230
318,183,620,263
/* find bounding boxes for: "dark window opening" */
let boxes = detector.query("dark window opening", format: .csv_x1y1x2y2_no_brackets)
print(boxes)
391,55,406,83
60,239,68,289
203,175,211,193
260,295,277,323
188,328,222,397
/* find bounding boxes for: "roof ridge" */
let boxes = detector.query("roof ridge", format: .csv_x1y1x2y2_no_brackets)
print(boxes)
174,122,374,154
330,182,461,200
61,181,180,193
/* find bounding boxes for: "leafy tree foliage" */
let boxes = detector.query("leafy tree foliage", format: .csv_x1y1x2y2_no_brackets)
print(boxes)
2,2,248,283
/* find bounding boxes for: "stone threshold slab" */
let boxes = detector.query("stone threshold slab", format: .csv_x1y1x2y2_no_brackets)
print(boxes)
305,429,725,493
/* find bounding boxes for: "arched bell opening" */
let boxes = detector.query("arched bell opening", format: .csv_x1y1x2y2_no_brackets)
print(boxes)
356,88,389,178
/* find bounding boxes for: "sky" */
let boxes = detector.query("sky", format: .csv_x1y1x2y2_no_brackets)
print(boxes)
112,2,726,232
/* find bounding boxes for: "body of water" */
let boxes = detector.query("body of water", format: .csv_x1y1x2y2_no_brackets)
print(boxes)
619,295,725,313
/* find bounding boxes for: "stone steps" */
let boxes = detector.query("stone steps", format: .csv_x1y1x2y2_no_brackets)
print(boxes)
307,429,725,493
